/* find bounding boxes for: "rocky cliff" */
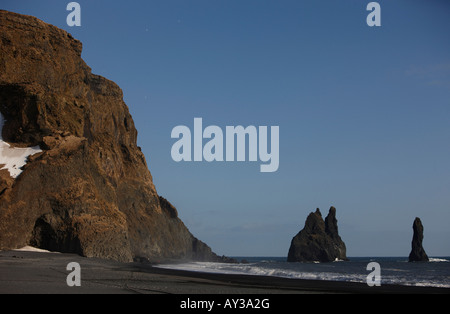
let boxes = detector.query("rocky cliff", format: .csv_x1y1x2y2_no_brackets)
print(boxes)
408,217,429,262
0,10,224,263
287,207,348,263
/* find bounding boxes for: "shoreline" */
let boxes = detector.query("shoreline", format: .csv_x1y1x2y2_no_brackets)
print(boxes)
0,250,449,294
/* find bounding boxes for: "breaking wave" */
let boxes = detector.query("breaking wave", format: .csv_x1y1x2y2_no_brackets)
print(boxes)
155,256,450,288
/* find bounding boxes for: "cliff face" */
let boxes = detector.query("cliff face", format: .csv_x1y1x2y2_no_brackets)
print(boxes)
408,217,429,262
0,10,221,262
287,207,348,263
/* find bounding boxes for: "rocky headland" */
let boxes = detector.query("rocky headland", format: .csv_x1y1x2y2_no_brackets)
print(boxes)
0,10,229,263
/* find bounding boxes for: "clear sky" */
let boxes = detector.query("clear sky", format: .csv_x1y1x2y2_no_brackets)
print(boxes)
2,0,449,257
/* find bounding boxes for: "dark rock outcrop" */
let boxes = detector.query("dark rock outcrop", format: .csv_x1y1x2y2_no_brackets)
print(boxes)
408,217,429,262
287,207,348,263
0,10,227,263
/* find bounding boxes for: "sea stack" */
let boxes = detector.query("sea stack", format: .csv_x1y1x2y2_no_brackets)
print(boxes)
0,10,226,263
408,217,429,262
287,207,348,263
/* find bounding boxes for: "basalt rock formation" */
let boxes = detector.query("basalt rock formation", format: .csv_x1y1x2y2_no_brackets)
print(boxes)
408,217,429,262
0,10,226,263
287,207,348,263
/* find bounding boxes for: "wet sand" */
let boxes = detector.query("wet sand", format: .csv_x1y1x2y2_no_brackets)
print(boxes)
0,250,448,294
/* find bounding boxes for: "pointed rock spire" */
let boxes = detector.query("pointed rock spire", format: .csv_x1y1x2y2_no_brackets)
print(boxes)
408,217,429,262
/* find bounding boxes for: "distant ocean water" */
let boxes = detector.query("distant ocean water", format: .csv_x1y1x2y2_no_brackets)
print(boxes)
155,256,450,288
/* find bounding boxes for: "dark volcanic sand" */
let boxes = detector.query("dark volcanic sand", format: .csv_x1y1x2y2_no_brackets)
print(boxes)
0,250,448,294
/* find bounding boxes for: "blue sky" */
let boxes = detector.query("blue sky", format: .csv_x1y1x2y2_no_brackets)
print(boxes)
2,0,450,257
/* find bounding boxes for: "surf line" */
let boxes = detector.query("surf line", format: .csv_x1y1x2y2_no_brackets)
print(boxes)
171,118,279,173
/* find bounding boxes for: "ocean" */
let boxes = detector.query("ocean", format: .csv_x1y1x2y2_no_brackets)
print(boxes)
155,256,450,288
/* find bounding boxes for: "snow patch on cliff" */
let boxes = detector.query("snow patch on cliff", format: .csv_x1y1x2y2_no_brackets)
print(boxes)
0,113,42,178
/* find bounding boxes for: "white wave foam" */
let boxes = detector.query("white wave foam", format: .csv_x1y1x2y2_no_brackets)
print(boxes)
155,262,365,283
155,260,450,288
429,258,449,262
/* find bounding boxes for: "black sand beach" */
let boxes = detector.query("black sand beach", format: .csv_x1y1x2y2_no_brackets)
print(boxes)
0,250,449,295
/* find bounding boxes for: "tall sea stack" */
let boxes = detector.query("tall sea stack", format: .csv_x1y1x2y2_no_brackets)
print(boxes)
287,207,348,263
0,10,225,263
408,217,429,262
